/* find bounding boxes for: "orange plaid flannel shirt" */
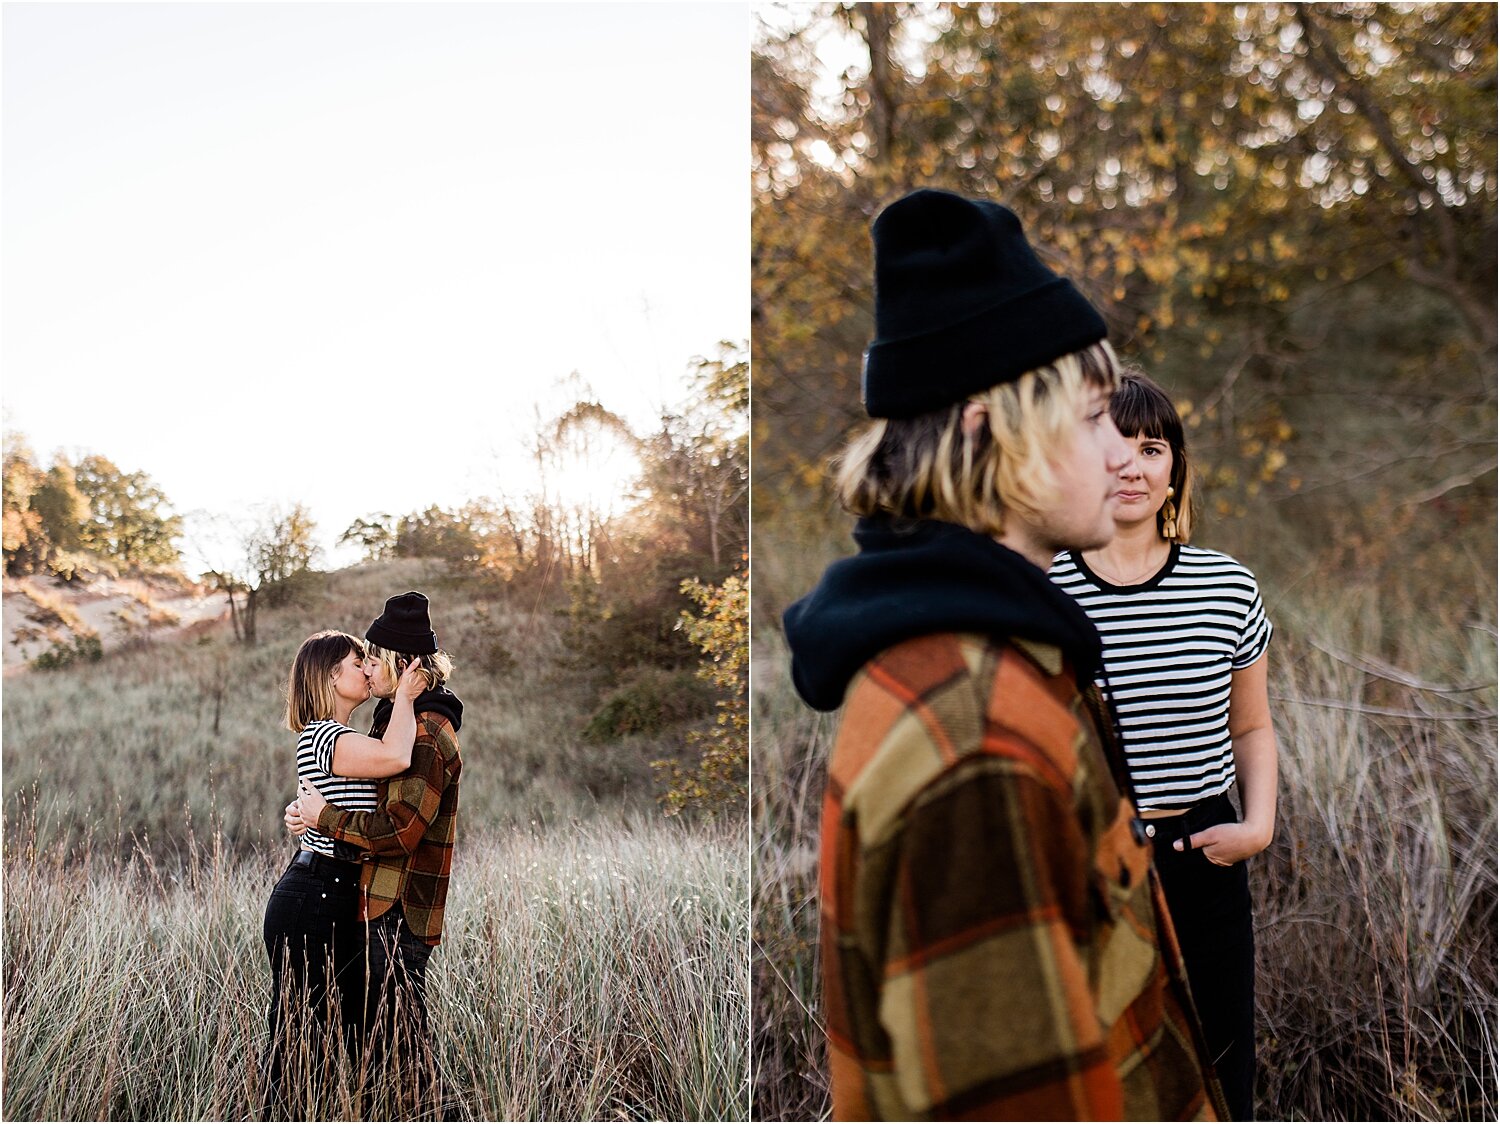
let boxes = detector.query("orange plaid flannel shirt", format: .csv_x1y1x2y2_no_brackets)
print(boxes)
820,631,1225,1120
316,710,461,946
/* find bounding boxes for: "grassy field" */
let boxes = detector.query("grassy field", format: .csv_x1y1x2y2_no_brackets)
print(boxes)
751,524,1497,1122
2,558,749,1121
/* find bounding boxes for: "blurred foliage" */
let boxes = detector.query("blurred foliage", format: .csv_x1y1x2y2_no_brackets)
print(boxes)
654,571,749,817
30,630,103,671
752,2,1496,625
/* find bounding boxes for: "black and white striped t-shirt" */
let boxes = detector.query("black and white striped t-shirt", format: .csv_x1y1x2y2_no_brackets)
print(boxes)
296,719,378,857
1049,544,1272,811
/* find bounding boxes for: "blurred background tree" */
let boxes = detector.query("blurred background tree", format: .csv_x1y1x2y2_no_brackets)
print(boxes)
754,1,1495,624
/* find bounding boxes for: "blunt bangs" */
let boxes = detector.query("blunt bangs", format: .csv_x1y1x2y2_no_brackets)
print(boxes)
1111,370,1183,445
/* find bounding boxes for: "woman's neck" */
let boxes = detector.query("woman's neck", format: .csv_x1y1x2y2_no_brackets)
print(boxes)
1084,520,1170,583
333,700,357,726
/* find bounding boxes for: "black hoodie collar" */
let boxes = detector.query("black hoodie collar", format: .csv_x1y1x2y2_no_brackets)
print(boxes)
783,517,1103,712
370,685,464,737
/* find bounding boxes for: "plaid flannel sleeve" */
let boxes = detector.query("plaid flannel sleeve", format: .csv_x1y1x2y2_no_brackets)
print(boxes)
316,736,447,856
872,754,1125,1120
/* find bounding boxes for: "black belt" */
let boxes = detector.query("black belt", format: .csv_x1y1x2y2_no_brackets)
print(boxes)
292,850,360,875
1140,791,1237,848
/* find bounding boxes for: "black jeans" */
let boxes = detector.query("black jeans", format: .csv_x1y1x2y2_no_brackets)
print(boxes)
1151,792,1258,1121
260,850,365,1117
360,904,443,1117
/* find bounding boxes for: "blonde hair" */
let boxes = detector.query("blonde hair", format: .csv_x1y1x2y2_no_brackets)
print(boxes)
365,641,453,694
285,630,366,732
837,340,1121,535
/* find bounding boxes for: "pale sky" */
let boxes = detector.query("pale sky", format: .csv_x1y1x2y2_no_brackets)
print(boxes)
2,3,747,574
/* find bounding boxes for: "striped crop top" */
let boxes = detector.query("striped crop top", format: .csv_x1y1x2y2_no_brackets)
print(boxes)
295,719,378,857
1049,543,1272,811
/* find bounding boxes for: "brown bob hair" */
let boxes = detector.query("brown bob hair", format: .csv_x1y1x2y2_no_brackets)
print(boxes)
284,630,366,732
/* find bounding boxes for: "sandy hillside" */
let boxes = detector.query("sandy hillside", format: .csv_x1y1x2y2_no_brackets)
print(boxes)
2,573,226,672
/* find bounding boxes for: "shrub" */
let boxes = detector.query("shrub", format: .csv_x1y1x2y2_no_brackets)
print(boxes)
31,630,103,670
653,573,748,816
584,667,714,742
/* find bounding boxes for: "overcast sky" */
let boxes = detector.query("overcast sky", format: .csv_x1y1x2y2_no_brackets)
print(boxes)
2,3,747,573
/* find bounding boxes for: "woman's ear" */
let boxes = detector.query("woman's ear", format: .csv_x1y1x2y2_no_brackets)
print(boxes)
961,401,988,440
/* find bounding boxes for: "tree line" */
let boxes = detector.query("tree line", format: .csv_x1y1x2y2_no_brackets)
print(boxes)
3,346,748,810
5,344,746,598
753,3,1495,600
334,344,748,590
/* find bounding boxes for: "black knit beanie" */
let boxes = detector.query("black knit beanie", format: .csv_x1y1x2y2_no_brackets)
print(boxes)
861,189,1108,419
366,591,438,655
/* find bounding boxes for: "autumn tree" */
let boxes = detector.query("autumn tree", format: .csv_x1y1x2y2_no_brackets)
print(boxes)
753,2,1495,589
2,436,46,575
73,454,182,570
637,343,750,572
32,460,88,557
542,396,639,577
339,513,397,561
4,440,184,577
250,503,319,607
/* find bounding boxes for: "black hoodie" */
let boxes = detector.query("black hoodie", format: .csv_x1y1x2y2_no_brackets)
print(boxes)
369,685,464,738
782,517,1104,712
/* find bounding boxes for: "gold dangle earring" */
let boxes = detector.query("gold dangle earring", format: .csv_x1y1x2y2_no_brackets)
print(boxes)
1160,485,1179,541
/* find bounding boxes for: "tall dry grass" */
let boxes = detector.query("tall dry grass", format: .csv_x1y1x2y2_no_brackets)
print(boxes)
751,533,1497,1121
3,558,749,1120
1253,585,1497,1120
4,806,747,1120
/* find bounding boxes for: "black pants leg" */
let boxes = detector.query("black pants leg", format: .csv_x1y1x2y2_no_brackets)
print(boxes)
360,904,441,1117
260,852,364,1118
1152,793,1258,1121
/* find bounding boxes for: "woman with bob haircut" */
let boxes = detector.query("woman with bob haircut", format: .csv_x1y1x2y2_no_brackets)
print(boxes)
261,628,425,1116
1050,369,1279,1120
784,187,1225,1121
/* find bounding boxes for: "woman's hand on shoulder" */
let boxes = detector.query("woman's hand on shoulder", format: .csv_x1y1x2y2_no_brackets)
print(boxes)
1174,820,1272,866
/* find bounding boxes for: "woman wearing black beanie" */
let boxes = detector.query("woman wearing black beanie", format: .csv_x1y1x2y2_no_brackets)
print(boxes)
783,188,1227,1121
289,590,465,1117
260,625,428,1117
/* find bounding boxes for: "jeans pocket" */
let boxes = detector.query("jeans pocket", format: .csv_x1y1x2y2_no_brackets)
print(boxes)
266,885,307,913
264,888,309,948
